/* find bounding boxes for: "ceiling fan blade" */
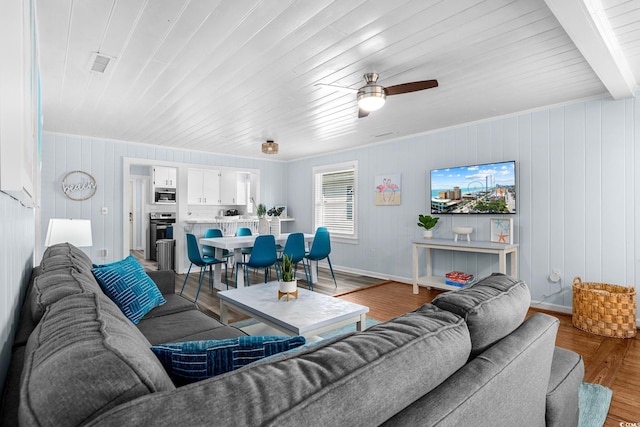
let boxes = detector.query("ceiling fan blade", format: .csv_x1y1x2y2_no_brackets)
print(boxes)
315,83,358,94
358,108,369,118
384,79,438,96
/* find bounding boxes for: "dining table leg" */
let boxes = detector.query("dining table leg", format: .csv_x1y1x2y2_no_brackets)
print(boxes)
309,260,318,284
234,247,245,288
212,248,224,290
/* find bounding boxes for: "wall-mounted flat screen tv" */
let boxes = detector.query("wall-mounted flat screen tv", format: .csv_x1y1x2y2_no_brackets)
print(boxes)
430,160,516,214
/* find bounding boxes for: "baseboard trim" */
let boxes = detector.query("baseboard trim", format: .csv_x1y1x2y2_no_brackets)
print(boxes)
327,263,412,285
529,300,572,315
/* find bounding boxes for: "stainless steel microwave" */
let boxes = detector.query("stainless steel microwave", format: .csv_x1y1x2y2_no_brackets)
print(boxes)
154,188,176,204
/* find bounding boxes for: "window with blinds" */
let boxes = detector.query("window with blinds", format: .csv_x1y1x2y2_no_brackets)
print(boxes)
313,161,357,239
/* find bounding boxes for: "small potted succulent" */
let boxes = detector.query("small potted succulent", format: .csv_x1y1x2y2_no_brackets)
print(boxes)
417,214,439,239
278,254,298,300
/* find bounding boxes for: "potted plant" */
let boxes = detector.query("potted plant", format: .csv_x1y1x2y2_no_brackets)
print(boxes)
267,206,284,216
257,203,267,218
417,214,439,239
278,254,298,300
257,203,269,234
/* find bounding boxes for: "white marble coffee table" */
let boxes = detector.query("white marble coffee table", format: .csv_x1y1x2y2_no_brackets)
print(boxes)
218,282,369,338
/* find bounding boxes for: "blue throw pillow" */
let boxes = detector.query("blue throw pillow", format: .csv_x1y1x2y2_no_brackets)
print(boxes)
151,336,306,385
92,255,166,324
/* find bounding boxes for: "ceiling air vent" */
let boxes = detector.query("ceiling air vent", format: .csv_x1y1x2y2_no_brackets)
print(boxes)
89,52,114,73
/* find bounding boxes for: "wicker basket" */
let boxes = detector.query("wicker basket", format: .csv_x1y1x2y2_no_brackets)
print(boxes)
572,276,637,338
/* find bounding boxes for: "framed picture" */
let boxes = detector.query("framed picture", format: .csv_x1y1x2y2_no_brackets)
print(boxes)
374,174,401,206
490,218,513,244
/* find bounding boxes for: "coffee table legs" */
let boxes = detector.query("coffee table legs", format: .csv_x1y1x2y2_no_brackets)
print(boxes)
356,314,367,331
220,300,229,324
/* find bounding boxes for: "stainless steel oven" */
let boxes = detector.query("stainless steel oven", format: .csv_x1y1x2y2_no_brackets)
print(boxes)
149,212,176,261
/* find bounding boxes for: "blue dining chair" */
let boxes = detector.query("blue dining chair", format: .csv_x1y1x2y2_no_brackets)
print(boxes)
180,234,227,302
236,226,252,258
276,232,310,287
202,228,231,285
304,229,337,289
236,234,278,286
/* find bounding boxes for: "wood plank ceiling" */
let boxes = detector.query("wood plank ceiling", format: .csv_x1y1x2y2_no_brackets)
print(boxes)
35,0,640,161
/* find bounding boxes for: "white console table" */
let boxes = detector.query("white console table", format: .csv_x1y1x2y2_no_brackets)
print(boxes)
412,239,519,294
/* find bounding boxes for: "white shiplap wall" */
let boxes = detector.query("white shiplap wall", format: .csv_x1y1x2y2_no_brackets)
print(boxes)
40,133,288,267
0,192,35,394
40,92,638,318
287,94,638,315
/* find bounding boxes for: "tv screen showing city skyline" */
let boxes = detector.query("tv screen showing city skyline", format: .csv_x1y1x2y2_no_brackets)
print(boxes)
430,160,516,214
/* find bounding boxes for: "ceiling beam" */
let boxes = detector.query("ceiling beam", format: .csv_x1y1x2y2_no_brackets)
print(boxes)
545,0,637,99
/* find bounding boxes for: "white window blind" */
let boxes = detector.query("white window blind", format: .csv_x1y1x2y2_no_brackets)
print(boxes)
313,161,357,239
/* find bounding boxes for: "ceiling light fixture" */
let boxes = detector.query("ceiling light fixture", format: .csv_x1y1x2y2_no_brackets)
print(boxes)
357,85,386,111
357,73,386,112
262,140,278,154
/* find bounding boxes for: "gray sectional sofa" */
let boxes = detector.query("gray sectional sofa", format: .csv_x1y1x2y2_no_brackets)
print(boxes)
1,243,584,426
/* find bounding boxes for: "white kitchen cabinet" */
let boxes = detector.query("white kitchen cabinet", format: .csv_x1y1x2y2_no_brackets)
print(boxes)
219,171,252,205
236,172,249,205
153,166,177,188
219,171,238,205
188,168,219,205
188,168,253,205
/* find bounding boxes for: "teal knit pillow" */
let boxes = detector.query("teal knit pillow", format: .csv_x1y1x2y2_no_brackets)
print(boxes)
151,336,306,385
92,255,166,324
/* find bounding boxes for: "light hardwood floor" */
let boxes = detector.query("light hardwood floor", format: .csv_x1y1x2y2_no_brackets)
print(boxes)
136,252,638,426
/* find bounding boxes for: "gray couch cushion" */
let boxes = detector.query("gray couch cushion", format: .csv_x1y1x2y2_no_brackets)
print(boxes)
546,347,584,427
29,267,102,322
40,243,93,273
136,308,246,345
42,242,93,266
141,293,197,319
145,270,176,295
382,312,559,427
86,304,472,427
20,293,175,427
432,273,531,356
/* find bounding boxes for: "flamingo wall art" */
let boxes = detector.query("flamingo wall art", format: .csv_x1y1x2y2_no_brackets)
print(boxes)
375,174,402,206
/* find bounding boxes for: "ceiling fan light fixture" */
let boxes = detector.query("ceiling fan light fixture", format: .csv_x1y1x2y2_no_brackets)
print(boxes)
357,85,386,112
262,140,278,154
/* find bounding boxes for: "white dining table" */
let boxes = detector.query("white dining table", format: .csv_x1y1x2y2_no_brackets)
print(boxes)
199,233,316,290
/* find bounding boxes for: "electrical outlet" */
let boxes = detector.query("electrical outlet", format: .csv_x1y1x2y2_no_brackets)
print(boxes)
101,207,108,214
101,249,108,258
549,268,561,283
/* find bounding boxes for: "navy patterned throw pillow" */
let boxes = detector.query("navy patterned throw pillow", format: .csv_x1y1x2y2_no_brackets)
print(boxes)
92,255,166,324
151,336,306,385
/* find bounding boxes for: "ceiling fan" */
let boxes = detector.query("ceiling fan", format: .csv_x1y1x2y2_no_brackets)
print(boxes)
317,73,438,118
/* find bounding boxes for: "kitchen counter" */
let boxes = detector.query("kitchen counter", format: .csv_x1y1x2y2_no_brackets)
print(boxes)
184,217,295,223
184,217,294,235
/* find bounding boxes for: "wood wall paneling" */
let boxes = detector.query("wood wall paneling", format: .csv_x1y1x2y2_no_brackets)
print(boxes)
40,93,640,320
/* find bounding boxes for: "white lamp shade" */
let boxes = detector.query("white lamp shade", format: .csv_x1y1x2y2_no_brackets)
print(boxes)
45,219,93,247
